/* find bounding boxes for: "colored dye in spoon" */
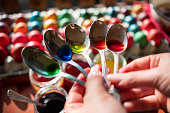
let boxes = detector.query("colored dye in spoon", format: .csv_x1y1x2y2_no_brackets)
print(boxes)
45,63,60,76
57,45,72,61
37,92,66,113
106,40,125,52
92,38,107,50
70,42,86,53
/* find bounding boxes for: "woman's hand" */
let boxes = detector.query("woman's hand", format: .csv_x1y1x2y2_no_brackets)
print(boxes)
64,65,127,113
108,53,170,112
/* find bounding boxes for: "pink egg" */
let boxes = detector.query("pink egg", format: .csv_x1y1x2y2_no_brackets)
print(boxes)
10,43,25,62
0,33,10,47
141,19,155,31
147,29,162,46
127,32,134,49
109,17,120,24
12,32,27,44
26,41,44,50
28,30,43,42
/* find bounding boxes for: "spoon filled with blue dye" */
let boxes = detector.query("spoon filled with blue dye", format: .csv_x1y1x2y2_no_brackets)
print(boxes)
44,30,88,77
22,47,85,87
65,24,94,67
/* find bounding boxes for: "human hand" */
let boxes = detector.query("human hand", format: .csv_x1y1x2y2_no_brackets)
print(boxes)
108,53,170,112
64,64,127,113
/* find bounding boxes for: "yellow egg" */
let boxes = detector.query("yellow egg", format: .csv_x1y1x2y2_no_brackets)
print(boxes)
43,10,57,20
43,19,58,30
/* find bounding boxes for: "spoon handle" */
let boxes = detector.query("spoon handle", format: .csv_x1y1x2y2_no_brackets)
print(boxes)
67,60,88,77
7,89,43,106
82,52,94,67
59,72,85,87
99,50,110,86
113,52,119,74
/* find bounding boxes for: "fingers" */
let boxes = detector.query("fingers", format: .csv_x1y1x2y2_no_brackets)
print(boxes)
123,95,160,112
119,54,160,73
64,68,90,110
85,65,107,101
108,68,161,89
120,87,154,102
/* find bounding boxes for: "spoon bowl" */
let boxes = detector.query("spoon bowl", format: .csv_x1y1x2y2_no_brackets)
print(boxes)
65,24,94,67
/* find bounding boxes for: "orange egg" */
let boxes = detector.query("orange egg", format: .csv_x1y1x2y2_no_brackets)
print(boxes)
13,22,28,34
131,4,143,14
15,13,27,23
82,19,93,28
43,10,57,20
43,19,58,30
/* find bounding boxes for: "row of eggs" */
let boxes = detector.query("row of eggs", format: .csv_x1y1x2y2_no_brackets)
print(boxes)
0,4,170,75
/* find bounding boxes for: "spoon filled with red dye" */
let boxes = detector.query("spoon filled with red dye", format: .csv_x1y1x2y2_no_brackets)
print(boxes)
106,24,128,74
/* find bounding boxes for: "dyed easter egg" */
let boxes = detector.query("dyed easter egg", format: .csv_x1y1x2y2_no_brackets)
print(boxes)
0,22,11,34
28,30,43,42
13,22,28,34
10,43,25,62
0,33,10,47
12,32,27,44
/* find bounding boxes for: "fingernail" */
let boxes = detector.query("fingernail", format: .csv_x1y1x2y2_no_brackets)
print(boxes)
107,74,114,78
123,102,132,108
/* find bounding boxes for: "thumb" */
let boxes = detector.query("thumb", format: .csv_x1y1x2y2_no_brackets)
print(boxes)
85,66,107,100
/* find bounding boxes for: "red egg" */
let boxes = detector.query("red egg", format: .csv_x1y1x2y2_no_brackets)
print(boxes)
85,26,90,36
109,17,120,24
0,22,11,34
26,41,44,50
0,46,8,64
12,32,27,44
0,33,10,47
14,13,27,23
59,28,65,40
141,19,155,31
127,32,134,49
28,30,43,42
147,29,162,46
10,43,25,62
0,14,13,25
136,12,149,21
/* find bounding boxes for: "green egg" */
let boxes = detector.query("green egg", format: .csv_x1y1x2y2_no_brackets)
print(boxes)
133,31,148,49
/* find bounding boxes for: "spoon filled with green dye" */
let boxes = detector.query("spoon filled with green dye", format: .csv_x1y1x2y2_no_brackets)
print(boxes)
22,47,85,87
65,24,94,67
44,30,88,77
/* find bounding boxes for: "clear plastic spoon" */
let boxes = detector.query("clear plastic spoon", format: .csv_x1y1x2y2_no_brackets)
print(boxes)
65,24,94,67
7,89,44,107
44,30,88,77
106,24,128,74
89,20,110,86
21,47,85,87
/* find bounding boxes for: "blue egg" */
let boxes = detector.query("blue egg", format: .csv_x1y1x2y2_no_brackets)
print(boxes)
123,15,135,24
28,21,42,31
57,45,72,62
29,11,42,22
128,23,139,33
107,6,115,17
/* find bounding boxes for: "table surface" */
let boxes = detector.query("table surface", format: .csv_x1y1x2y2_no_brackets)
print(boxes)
0,75,166,113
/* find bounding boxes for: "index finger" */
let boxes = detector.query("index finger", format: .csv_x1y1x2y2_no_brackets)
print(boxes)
64,68,90,109
119,54,160,73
